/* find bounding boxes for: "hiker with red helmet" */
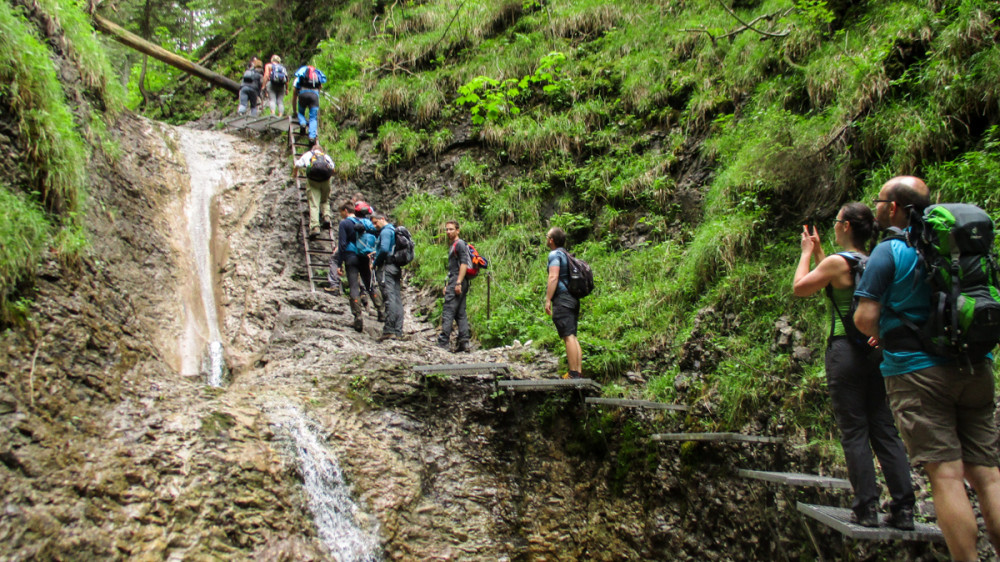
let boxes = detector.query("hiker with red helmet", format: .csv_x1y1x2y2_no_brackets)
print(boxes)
291,64,327,144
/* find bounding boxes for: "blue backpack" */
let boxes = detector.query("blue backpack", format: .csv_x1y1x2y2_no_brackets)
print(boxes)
270,63,288,86
350,217,377,254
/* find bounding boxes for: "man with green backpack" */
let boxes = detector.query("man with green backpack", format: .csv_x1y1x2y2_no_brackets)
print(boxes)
855,176,1000,560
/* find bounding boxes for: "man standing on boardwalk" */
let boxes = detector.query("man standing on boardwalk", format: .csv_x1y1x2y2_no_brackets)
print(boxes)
436,221,471,352
855,175,1000,559
544,227,583,379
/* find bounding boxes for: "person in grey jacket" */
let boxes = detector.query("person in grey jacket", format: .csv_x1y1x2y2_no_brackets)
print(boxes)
372,214,403,341
436,221,471,352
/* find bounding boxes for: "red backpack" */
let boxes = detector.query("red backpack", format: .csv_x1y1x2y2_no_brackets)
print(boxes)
453,241,488,278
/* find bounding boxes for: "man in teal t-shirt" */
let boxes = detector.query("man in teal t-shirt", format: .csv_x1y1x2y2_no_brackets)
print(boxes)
855,176,1000,560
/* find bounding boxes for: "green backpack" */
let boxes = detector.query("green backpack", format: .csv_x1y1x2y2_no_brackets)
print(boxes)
890,203,1000,361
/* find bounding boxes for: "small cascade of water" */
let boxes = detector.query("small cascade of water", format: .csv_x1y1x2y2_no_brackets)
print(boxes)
177,127,230,386
270,405,382,561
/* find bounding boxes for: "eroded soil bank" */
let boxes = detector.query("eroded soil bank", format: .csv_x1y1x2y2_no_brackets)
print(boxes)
1,118,938,560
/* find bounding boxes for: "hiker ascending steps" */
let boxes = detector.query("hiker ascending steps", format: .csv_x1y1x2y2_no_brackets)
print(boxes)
237,57,264,117
291,64,326,144
262,54,288,117
333,201,376,332
292,143,334,239
792,202,914,530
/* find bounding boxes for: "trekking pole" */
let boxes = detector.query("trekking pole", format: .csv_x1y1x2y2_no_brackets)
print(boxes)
487,272,492,320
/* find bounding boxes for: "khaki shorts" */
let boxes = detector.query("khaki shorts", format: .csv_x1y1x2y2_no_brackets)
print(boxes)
885,361,999,466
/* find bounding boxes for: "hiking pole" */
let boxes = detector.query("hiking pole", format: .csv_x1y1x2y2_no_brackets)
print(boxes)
487,272,492,320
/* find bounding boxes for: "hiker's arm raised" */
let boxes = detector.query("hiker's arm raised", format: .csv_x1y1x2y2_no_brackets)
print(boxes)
793,254,844,297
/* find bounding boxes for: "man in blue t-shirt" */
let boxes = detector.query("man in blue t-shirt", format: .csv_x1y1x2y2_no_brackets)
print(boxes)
855,176,1000,559
544,227,582,379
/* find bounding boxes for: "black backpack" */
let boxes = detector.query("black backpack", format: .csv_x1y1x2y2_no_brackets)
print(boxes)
392,225,415,266
558,249,594,299
886,203,1000,361
825,251,870,347
242,69,257,85
306,151,333,181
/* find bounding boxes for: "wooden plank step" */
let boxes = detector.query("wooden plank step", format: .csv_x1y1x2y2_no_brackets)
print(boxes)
413,363,510,376
737,469,851,490
498,379,601,391
585,397,688,412
797,502,944,543
651,432,784,444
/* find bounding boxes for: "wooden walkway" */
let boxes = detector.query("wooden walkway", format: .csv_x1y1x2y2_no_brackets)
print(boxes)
498,378,601,392
413,363,511,376
652,432,784,444
223,114,290,133
797,502,944,543
585,397,688,412
737,469,851,490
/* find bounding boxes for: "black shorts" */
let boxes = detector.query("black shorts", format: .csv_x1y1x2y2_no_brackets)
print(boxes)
551,291,579,338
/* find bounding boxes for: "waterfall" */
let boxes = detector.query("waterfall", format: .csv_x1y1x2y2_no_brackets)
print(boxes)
177,127,229,386
271,404,382,560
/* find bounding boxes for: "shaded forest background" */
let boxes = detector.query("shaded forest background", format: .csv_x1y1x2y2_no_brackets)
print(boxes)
3,0,1000,457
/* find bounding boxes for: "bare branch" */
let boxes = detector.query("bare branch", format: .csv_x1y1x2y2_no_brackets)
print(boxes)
715,0,790,39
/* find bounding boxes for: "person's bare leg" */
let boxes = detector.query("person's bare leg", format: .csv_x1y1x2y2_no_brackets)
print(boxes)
966,463,1000,554
926,460,979,560
565,335,582,374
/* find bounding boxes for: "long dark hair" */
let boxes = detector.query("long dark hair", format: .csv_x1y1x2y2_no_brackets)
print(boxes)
840,202,876,253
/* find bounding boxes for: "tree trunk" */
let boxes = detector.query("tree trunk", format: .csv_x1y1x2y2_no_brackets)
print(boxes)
92,14,241,94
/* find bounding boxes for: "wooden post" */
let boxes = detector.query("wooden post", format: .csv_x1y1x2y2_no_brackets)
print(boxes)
92,14,241,94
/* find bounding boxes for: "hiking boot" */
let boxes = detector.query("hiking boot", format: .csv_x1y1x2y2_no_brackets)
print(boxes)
352,316,363,332
561,371,584,379
321,216,332,230
323,285,341,296
377,311,385,322
888,505,914,531
853,503,879,528
309,227,320,239
377,333,396,342
455,342,470,353
298,125,306,137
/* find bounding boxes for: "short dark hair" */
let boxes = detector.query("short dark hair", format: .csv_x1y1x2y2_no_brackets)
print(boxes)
445,220,459,230
547,227,567,248
886,181,930,217
340,200,354,212
373,213,387,222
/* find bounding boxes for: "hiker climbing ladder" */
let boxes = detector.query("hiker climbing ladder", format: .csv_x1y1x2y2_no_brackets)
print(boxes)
289,124,331,293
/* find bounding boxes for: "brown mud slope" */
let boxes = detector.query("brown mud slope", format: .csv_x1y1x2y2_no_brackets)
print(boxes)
1,116,934,561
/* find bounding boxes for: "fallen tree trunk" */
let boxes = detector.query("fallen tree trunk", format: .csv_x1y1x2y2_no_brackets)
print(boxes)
92,14,241,93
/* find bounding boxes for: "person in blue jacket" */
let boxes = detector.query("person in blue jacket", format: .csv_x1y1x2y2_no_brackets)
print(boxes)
333,201,373,332
291,65,327,143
